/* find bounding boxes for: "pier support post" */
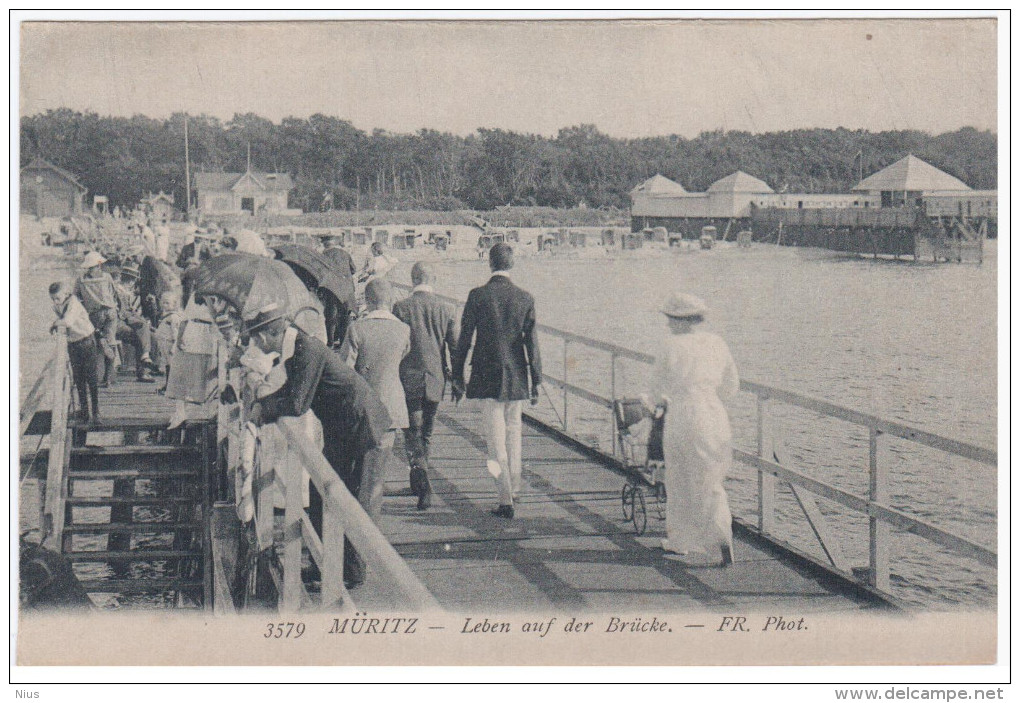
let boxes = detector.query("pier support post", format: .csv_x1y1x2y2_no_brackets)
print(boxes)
756,396,776,535
868,428,890,592
280,443,303,612
562,340,569,432
321,485,346,610
609,353,617,458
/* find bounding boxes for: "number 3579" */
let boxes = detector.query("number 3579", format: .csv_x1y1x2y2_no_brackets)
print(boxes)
265,622,306,638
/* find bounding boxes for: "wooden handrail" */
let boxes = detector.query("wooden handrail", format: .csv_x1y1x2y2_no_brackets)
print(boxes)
42,328,71,550
277,419,441,612
733,448,996,567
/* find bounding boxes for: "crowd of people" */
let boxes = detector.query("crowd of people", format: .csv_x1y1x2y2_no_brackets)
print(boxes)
51,224,742,593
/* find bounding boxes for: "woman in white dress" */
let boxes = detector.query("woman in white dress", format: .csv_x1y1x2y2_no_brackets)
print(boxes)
648,292,740,566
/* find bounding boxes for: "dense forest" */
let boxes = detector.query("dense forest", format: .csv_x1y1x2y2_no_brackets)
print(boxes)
20,109,997,212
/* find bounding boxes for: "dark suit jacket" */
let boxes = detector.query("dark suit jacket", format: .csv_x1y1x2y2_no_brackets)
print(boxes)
323,246,358,278
259,328,391,485
393,289,459,404
452,274,542,401
321,246,358,347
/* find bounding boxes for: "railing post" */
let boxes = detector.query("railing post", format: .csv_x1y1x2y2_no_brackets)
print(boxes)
280,439,303,611
320,484,346,610
756,395,776,535
869,428,890,591
562,339,569,432
42,328,70,551
609,352,617,458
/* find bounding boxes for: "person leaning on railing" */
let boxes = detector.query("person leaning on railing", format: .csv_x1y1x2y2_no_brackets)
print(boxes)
49,281,101,425
243,303,392,590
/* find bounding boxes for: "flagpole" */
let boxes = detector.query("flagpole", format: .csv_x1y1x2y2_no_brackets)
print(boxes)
184,113,191,221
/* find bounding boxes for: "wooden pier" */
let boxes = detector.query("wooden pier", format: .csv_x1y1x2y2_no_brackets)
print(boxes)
21,316,995,614
358,402,886,613
21,340,216,610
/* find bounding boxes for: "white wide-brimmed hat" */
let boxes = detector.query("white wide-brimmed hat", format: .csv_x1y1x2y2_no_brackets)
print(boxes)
660,292,707,319
80,251,107,269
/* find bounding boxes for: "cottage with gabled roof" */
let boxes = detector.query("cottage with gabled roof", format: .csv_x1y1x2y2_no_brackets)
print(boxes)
140,190,176,225
20,156,87,218
193,169,295,216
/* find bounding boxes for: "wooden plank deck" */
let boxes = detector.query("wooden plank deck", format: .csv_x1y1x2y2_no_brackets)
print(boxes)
361,401,887,614
91,372,175,427
82,371,888,614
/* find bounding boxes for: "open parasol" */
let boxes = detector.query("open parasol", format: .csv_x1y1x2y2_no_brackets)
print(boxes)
192,253,315,321
274,244,355,306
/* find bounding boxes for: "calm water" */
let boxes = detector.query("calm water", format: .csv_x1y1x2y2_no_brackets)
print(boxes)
398,241,998,609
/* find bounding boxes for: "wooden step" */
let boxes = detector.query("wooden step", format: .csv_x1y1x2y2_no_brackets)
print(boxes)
77,579,205,594
70,450,204,473
69,468,201,480
65,549,203,562
64,521,202,535
66,496,199,507
71,445,199,457
68,418,204,431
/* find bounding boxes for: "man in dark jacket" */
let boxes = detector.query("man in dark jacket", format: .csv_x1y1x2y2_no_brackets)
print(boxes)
246,306,391,587
393,263,459,510
452,244,542,519
321,236,358,347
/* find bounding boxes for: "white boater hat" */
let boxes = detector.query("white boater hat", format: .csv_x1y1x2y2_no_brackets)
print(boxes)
80,251,107,269
660,292,707,319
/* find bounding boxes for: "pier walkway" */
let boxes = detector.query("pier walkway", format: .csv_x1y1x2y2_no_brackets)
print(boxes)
357,402,884,614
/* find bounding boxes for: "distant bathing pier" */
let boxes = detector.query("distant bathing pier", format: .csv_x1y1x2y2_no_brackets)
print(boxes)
629,155,996,262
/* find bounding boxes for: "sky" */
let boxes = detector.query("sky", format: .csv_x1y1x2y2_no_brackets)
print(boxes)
18,17,997,138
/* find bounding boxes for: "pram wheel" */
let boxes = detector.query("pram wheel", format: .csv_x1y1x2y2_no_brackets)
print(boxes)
632,487,647,535
621,482,635,521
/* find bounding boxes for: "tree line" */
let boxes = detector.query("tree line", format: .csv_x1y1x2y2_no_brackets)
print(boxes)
20,108,997,212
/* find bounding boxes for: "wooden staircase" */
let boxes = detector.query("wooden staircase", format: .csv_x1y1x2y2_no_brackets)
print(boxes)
55,421,215,609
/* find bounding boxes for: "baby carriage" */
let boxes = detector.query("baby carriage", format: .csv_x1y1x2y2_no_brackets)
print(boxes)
614,398,667,535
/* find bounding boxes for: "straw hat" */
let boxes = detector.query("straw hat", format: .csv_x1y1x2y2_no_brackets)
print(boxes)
660,292,707,319
80,251,107,269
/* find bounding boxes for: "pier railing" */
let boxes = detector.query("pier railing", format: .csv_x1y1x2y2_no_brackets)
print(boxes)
393,283,997,596
265,419,441,612
19,327,72,550
222,345,441,612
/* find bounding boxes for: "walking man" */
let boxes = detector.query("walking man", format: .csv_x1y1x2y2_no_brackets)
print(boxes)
340,279,411,516
452,244,542,519
393,263,459,510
